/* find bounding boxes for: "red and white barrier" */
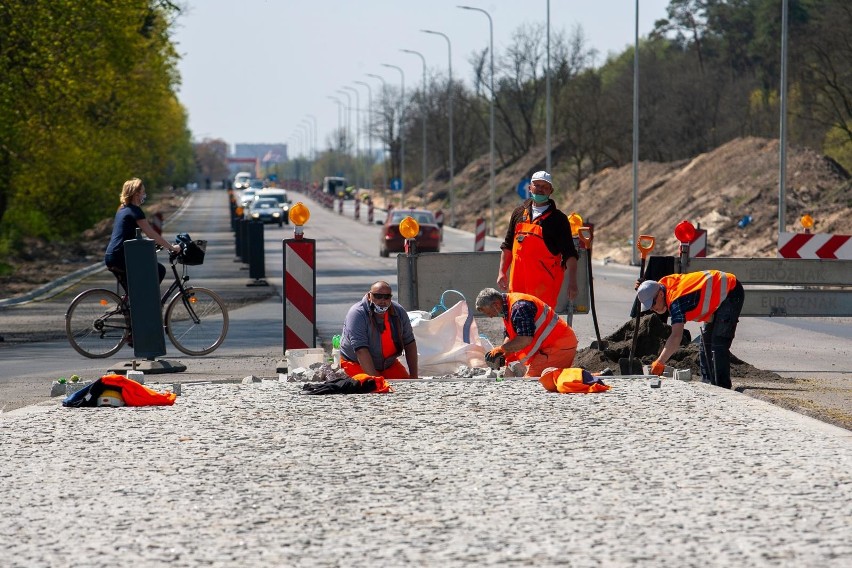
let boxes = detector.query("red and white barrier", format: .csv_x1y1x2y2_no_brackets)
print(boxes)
778,232,852,259
474,217,486,251
689,228,707,258
282,238,317,350
435,209,444,227
354,199,360,221
367,202,374,224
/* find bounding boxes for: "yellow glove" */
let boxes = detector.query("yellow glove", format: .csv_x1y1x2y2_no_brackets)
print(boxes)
650,360,666,376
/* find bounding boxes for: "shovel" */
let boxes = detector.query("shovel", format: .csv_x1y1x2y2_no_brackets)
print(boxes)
577,227,604,352
619,235,656,375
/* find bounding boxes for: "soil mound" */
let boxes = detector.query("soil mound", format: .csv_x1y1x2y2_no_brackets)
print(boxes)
575,313,781,381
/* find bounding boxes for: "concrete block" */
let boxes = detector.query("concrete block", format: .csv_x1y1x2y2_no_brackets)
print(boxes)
242,375,262,384
126,370,145,384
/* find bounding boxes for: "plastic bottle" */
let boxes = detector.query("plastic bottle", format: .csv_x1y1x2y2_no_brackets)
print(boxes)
331,334,341,367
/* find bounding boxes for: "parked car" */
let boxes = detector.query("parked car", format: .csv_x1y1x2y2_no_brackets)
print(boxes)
379,209,441,257
254,188,290,224
247,198,284,227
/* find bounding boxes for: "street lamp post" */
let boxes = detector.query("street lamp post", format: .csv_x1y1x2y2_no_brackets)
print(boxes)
546,0,552,172
306,114,318,160
401,49,428,196
632,0,640,266
327,96,343,151
366,73,390,194
421,29,454,226
458,4,495,236
336,89,353,156
342,86,361,159
381,63,406,208
353,81,373,189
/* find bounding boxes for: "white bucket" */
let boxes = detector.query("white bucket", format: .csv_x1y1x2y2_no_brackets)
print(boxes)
285,348,326,371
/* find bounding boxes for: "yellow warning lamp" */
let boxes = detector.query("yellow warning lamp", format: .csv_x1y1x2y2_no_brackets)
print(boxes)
289,202,311,239
289,202,310,225
800,214,814,231
399,216,420,239
568,212,583,237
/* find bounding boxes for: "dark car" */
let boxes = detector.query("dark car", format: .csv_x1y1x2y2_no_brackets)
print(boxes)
247,198,284,227
379,209,441,257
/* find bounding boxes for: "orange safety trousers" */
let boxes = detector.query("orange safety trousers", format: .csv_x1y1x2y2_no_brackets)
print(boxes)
509,216,564,308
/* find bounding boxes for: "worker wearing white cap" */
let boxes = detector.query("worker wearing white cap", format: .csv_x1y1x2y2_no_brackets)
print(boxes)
497,170,579,309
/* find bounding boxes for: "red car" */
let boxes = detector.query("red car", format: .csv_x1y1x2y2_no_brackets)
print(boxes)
379,209,442,257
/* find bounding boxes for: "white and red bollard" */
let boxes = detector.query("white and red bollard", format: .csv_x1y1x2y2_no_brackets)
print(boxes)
367,201,374,224
354,198,360,221
150,212,164,235
282,237,317,350
337,198,343,215
474,217,486,251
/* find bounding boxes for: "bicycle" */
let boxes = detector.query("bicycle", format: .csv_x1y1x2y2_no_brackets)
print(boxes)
65,238,229,358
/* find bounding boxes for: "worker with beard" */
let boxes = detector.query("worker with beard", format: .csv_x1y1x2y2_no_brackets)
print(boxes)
497,171,579,309
338,281,419,381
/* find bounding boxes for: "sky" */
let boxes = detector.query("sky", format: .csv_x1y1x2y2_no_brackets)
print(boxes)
172,0,672,154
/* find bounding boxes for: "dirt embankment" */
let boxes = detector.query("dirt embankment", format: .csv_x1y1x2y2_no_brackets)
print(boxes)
402,136,852,264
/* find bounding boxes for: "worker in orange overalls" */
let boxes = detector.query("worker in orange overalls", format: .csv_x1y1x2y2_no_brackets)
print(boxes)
475,288,578,377
497,171,579,309
636,270,745,389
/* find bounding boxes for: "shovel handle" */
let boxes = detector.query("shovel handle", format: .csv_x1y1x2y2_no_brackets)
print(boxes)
637,235,655,259
577,226,592,248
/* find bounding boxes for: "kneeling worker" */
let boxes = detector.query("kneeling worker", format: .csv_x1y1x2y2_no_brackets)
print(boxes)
475,288,578,377
339,281,419,381
636,270,744,389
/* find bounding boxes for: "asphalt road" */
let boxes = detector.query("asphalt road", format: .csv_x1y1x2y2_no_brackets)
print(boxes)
0,189,850,427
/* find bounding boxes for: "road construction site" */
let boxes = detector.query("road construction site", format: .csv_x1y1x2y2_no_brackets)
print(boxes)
0,188,850,565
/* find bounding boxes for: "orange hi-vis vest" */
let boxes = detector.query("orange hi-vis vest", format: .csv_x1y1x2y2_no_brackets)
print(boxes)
509,208,564,307
659,270,738,322
503,293,576,364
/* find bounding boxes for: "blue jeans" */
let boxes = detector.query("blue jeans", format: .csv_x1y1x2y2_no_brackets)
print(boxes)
699,282,745,389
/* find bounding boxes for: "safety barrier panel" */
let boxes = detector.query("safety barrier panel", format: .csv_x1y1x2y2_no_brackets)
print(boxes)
680,256,852,317
282,238,317,350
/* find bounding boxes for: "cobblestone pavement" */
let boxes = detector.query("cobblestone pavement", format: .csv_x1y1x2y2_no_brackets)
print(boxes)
1,379,850,567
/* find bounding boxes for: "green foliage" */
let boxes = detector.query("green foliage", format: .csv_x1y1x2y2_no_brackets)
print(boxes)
0,0,191,241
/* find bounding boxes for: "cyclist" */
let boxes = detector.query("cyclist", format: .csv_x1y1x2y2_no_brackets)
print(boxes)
104,178,180,292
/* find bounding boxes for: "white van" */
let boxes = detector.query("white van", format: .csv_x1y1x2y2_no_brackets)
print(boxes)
234,171,252,190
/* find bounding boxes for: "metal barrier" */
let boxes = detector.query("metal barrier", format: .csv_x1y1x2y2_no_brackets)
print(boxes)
680,257,852,317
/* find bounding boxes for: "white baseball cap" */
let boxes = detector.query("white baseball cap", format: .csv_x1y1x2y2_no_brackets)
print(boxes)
530,171,553,187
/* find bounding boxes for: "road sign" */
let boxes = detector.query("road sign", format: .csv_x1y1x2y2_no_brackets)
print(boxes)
390,177,403,191
516,178,530,200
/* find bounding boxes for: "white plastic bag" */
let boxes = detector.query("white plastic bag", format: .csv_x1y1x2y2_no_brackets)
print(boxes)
408,300,488,375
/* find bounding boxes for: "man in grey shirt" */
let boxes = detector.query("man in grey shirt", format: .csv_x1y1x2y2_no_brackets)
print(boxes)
338,281,419,380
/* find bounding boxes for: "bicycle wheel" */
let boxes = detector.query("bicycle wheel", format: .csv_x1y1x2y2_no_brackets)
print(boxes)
164,286,229,356
65,288,129,358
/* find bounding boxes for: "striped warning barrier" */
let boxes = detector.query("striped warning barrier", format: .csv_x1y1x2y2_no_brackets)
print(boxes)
354,199,360,221
474,217,486,251
777,232,852,259
689,228,707,258
150,212,164,235
282,238,317,350
368,202,374,224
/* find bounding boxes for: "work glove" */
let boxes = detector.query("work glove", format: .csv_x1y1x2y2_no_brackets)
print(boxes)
650,360,666,376
485,346,506,369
